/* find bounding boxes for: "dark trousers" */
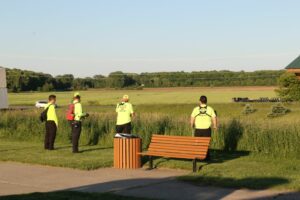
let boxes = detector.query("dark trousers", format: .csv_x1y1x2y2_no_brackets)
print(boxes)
116,122,132,134
71,121,82,153
194,128,212,160
45,121,57,150
194,128,212,137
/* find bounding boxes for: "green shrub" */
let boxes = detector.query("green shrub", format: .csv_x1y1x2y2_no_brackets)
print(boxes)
242,104,256,115
267,103,290,118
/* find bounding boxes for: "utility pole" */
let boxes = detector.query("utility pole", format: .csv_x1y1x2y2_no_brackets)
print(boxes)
0,67,8,109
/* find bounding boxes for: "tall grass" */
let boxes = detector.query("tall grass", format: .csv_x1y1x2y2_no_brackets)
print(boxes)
1,104,300,158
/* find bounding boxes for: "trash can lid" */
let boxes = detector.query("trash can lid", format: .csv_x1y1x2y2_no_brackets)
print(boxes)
114,133,140,138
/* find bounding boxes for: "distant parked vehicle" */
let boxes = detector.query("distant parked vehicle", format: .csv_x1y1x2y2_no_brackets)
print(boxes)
35,100,58,108
35,100,48,108
232,97,284,103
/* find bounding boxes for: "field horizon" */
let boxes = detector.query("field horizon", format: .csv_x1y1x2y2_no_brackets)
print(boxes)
8,86,277,106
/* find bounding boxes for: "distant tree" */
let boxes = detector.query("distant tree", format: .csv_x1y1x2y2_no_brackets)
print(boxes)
42,83,54,92
54,74,74,90
276,72,300,101
5,67,285,91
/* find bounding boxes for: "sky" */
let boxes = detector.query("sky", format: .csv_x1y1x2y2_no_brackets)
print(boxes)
0,0,299,77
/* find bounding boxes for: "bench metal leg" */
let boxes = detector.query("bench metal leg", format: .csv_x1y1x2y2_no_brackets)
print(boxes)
193,159,197,172
149,156,153,169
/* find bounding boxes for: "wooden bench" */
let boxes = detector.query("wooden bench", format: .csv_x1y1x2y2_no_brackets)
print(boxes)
139,134,211,172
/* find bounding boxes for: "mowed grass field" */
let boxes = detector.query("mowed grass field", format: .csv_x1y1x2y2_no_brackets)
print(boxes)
8,86,277,106
2,86,300,191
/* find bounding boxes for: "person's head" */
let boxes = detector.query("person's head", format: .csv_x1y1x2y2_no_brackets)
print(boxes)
48,95,56,104
73,92,81,102
122,94,129,102
199,95,207,105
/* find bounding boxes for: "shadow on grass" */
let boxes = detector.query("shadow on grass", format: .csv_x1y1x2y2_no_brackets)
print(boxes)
143,150,250,171
79,146,113,153
209,149,250,163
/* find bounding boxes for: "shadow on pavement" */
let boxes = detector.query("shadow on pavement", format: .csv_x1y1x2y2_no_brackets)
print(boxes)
67,176,291,200
0,176,297,200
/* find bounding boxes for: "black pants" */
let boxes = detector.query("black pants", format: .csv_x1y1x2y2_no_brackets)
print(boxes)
71,121,82,153
194,128,211,160
45,121,57,150
194,128,212,137
116,122,132,134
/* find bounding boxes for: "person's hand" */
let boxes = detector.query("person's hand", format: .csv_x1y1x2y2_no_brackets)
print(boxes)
213,126,218,131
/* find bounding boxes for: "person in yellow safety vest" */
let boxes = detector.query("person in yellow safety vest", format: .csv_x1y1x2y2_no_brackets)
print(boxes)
190,95,217,160
71,92,89,153
45,95,58,150
116,94,135,134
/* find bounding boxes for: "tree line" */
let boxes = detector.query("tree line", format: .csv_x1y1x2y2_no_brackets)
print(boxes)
5,68,284,92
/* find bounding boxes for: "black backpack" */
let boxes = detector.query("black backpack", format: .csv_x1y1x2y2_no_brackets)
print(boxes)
195,106,212,118
40,106,49,122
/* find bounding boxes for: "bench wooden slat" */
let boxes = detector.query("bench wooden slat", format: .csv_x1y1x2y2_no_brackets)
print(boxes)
147,148,207,155
140,151,206,159
151,136,210,142
152,134,210,141
148,145,209,152
151,138,210,143
150,141,209,148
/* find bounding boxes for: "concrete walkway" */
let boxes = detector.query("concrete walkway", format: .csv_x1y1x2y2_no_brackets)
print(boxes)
0,162,299,200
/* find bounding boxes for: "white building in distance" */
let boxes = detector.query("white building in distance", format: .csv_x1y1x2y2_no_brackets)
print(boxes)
0,67,8,109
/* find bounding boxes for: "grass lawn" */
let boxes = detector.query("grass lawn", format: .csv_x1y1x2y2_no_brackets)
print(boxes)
8,87,276,106
2,87,300,191
0,191,151,200
1,139,300,191
149,151,300,191
0,139,113,170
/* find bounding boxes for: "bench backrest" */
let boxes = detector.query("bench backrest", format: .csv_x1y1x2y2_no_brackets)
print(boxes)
148,134,211,160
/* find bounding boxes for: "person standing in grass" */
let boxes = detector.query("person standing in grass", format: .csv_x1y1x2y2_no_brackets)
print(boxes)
44,95,58,150
190,95,217,160
71,93,89,153
116,95,135,134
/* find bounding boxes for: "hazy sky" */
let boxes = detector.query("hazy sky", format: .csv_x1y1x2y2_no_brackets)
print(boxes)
0,0,299,77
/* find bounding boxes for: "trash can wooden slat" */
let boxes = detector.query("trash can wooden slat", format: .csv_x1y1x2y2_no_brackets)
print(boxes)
114,138,142,169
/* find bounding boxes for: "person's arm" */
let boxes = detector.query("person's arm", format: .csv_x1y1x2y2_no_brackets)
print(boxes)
130,104,135,119
75,103,86,119
211,109,217,130
212,116,217,130
115,104,119,113
49,104,58,127
190,116,195,128
190,108,197,128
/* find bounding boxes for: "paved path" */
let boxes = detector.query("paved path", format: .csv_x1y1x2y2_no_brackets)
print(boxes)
0,162,299,200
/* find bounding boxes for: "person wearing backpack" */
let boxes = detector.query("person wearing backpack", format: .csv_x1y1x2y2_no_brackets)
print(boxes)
44,95,58,150
190,95,217,160
70,93,88,153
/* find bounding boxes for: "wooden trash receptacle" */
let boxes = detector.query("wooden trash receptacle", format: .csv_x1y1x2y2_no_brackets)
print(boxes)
114,137,142,169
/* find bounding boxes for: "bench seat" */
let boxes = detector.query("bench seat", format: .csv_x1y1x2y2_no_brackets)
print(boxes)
139,134,211,172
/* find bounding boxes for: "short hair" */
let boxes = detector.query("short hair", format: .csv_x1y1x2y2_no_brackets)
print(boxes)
74,95,81,100
48,95,56,101
199,95,207,104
